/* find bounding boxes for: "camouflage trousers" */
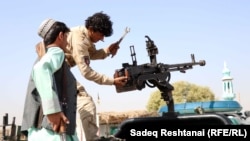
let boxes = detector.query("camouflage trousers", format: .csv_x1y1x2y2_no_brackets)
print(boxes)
76,82,99,141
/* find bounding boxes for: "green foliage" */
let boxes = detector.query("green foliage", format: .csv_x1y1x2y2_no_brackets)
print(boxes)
146,81,215,112
146,90,164,112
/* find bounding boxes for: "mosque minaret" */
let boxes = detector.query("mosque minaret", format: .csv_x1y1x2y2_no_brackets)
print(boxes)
221,62,236,100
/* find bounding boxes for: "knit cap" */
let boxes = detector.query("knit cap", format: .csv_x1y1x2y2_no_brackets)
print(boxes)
38,19,56,38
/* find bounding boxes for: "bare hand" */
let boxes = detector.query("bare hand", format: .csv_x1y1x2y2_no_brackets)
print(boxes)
108,42,120,58
114,76,128,87
47,112,69,133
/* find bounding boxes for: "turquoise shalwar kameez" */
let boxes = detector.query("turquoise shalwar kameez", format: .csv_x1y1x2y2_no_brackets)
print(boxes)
28,47,78,141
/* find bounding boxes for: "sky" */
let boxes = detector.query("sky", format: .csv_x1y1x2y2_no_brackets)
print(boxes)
0,0,249,125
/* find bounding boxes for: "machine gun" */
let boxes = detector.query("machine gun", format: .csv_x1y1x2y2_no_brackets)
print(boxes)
114,35,206,114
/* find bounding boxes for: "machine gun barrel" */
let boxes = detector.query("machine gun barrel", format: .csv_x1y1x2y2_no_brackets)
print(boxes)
162,54,206,73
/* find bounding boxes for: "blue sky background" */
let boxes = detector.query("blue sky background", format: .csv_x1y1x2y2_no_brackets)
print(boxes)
0,0,249,125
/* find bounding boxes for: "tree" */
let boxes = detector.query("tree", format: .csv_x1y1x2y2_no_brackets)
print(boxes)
146,81,215,112
146,90,166,112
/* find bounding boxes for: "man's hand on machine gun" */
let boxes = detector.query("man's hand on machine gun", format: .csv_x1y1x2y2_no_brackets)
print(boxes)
114,76,128,87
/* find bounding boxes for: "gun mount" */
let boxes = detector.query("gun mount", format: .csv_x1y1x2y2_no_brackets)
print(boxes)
114,35,206,114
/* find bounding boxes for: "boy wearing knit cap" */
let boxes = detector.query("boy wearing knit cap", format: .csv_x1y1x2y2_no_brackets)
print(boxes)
21,19,79,141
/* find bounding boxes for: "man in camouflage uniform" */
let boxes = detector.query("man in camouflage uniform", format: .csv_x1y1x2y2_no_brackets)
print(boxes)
67,12,127,141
